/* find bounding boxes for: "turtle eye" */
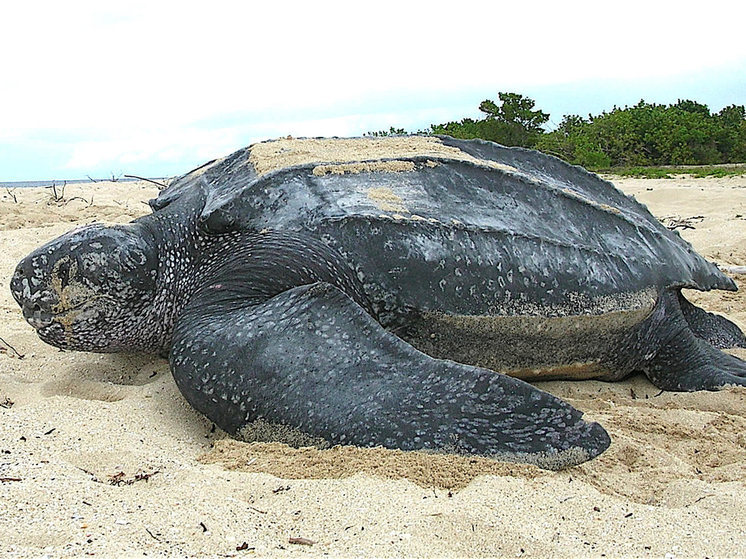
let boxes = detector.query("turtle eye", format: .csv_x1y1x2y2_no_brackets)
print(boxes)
56,259,69,277
53,259,72,290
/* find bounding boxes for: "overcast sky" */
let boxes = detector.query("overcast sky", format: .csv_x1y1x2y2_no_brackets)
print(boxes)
2,1,745,181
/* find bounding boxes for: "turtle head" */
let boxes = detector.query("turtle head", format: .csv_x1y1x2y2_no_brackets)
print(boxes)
11,222,161,352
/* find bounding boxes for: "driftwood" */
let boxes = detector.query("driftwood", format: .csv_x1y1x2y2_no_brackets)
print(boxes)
45,181,92,206
124,175,169,189
719,265,746,275
659,215,705,230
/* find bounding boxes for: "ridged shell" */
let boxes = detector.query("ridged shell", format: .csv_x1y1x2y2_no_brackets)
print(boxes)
153,136,733,318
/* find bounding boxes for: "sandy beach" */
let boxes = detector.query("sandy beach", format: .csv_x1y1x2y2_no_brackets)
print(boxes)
1,175,745,557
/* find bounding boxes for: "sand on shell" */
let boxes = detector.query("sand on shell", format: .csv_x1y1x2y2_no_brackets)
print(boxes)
1,176,745,558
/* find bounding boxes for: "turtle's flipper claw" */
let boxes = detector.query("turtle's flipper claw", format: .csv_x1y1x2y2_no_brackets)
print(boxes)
170,282,609,469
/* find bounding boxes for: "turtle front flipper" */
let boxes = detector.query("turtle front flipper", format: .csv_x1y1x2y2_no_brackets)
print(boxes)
170,281,609,470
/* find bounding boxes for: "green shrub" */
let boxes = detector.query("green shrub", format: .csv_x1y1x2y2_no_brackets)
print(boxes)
374,93,746,169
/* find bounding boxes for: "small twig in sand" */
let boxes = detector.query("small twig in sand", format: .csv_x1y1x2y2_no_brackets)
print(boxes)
108,469,161,486
86,175,99,183
45,181,93,207
134,470,160,482
288,537,316,546
0,336,24,359
75,467,100,483
64,195,94,207
4,187,17,203
659,215,704,230
685,494,714,507
124,174,169,189
145,527,162,541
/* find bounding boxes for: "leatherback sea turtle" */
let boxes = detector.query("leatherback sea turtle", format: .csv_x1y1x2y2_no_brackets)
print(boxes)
11,136,746,469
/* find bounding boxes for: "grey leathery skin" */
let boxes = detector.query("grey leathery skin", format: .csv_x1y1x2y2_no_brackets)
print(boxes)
11,135,746,470
172,281,609,470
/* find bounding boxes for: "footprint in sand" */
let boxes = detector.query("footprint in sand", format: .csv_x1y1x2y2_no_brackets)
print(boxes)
37,354,168,402
68,354,167,386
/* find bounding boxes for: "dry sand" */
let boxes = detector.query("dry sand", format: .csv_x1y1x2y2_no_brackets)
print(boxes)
1,175,745,558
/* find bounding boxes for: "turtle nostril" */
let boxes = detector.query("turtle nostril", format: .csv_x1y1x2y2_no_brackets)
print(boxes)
21,289,57,316
22,298,55,328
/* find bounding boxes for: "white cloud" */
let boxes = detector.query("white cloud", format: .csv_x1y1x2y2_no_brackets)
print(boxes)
2,0,745,178
61,104,454,174
63,127,243,170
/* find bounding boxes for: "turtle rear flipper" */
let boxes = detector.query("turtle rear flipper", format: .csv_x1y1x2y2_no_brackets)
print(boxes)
170,282,610,470
643,291,746,390
677,291,746,349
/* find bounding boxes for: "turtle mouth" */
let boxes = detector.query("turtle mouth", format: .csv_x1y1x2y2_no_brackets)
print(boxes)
25,307,55,329
24,297,111,331
33,301,111,351
20,290,59,329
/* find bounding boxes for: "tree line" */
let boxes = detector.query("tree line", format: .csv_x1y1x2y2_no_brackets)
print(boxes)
373,93,746,170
